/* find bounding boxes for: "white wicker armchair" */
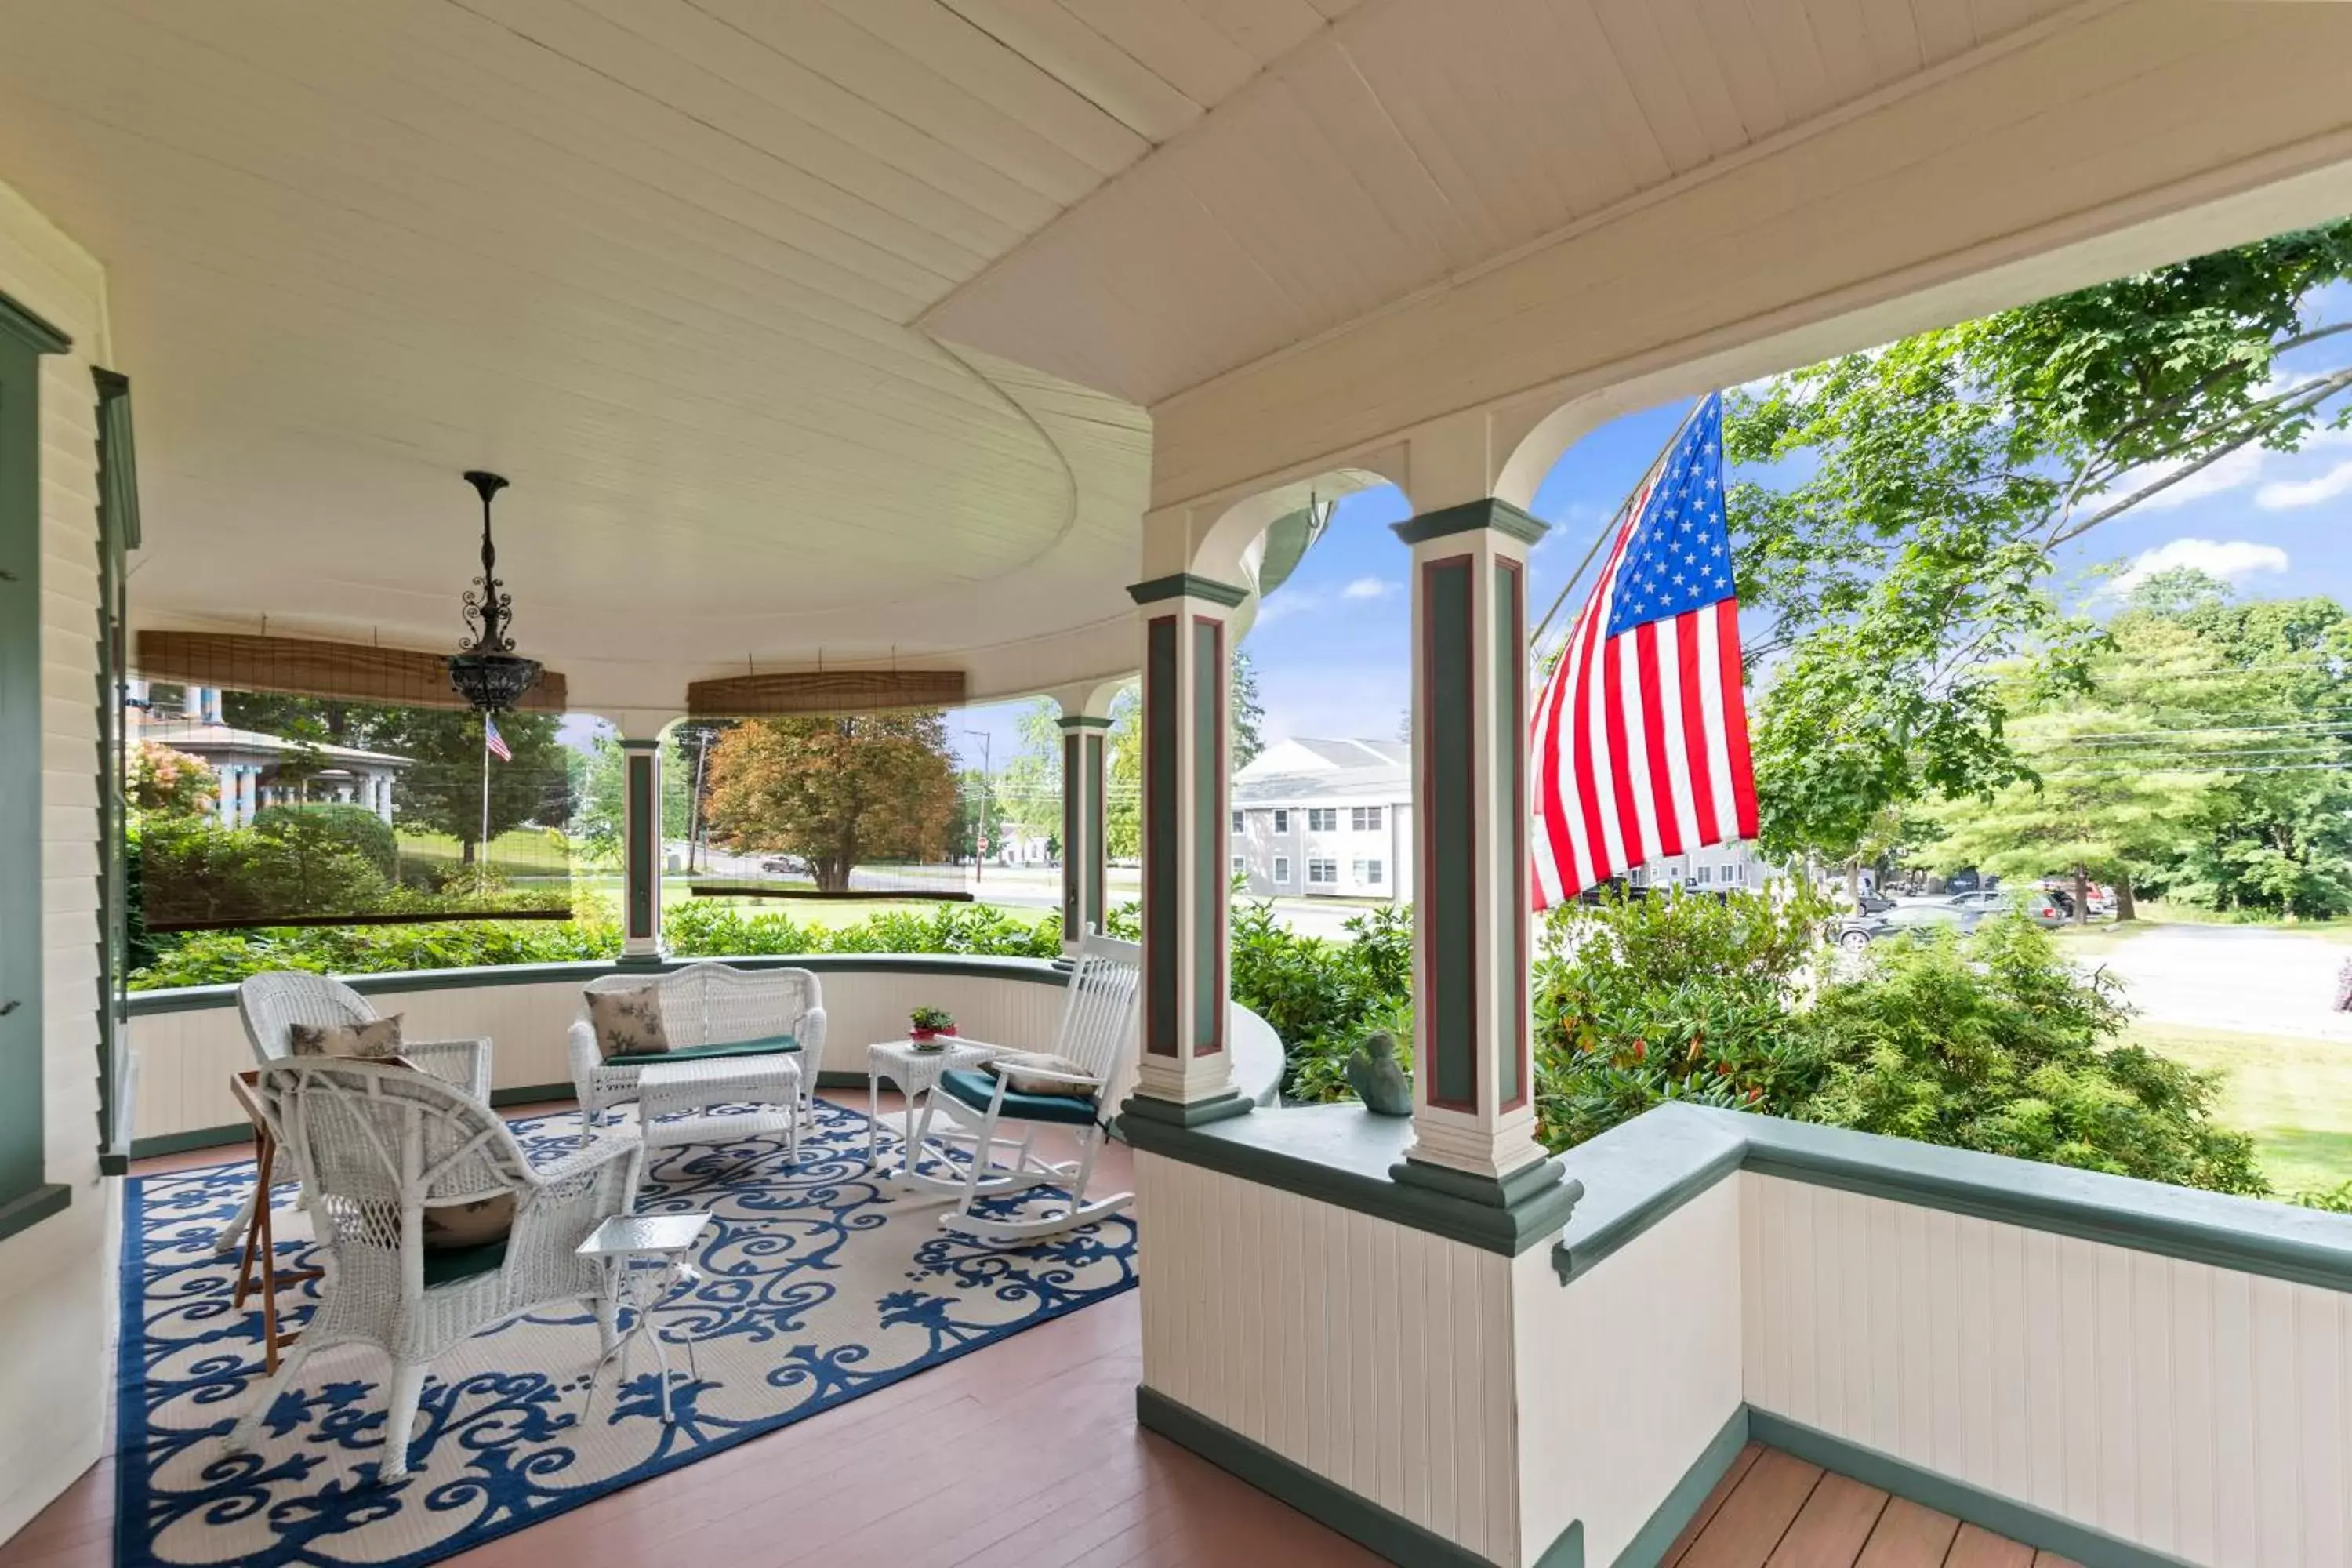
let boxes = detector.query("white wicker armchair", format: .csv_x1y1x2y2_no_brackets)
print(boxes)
225,1058,641,1479
216,971,496,1253
238,971,493,1099
568,964,826,1143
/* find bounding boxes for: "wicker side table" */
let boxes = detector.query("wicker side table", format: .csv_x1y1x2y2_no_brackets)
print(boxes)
866,1037,997,1178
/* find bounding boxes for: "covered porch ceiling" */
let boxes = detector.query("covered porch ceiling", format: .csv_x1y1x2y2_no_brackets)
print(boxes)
5,0,2352,713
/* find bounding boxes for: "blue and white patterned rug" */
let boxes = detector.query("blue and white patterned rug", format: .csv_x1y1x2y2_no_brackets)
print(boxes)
118,1101,1138,1568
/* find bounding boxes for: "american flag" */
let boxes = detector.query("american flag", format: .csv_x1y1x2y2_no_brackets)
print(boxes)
482,716,512,762
1530,393,1757,909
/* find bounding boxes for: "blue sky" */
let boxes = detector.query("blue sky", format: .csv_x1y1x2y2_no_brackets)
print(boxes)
937,296,2352,771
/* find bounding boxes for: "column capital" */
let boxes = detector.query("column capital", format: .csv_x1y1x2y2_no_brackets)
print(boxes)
1127,572,1248,608
1057,714,1114,732
616,737,662,752
1391,497,1546,549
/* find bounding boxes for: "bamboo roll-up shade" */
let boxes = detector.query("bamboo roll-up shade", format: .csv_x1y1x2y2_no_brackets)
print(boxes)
688,667,965,717
136,631,569,712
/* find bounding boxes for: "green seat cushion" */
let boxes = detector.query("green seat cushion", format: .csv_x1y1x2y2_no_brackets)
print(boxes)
422,1235,509,1287
608,1034,799,1066
937,1067,1099,1127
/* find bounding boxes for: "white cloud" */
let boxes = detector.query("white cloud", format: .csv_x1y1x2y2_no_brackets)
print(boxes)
2257,456,2352,510
2109,538,2289,597
1252,590,1318,625
1341,576,1393,601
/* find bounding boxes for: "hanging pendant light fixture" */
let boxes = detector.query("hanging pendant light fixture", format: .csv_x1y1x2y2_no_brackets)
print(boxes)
445,470,543,713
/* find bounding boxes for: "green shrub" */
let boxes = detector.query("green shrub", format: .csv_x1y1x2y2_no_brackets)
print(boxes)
252,804,397,879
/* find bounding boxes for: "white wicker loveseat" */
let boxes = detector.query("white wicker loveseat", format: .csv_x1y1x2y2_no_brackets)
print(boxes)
568,963,826,1143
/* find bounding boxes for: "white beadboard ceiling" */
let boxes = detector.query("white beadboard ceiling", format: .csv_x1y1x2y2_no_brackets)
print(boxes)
924,0,2093,408
0,0,2275,706
0,0,1349,697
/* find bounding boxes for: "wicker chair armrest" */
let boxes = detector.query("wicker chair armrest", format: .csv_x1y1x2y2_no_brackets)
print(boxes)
528,1132,641,1191
799,1004,827,1077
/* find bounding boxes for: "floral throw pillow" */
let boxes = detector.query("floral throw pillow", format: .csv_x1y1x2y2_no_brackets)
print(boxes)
586,985,671,1060
287,1014,404,1060
983,1050,1095,1098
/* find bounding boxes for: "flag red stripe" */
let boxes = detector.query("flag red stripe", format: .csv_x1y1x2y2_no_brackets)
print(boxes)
1568,589,1612,886
1635,620,1681,859
1535,612,1584,895
1716,598,1759,837
1676,608,1718,840
1600,633,1645,871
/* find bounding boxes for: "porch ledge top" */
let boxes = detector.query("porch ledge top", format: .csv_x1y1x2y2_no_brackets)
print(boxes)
125,952,1073,1015
1550,1103,2352,1295
1119,1101,1581,1256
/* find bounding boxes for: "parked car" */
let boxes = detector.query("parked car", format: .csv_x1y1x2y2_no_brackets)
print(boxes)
759,854,807,876
1947,887,2067,927
1835,898,1982,950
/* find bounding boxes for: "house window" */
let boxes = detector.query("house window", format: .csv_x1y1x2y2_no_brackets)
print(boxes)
1697,865,1713,884
1354,859,1383,885
1350,806,1382,832
1728,863,1744,884
1272,809,1290,833
1307,807,1337,831
1231,855,1245,877
1232,810,1243,833
1273,855,1291,884
1308,858,1338,886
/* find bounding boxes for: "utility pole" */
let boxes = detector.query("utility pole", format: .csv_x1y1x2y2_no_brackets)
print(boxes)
961,727,991,887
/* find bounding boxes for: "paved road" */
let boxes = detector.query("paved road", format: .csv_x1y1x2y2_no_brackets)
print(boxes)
2089,924,2352,1041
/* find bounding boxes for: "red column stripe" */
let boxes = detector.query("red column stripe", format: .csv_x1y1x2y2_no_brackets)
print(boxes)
1635,620,1681,859
1717,598,1759,838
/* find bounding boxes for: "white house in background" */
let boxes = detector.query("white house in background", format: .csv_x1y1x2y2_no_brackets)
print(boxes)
1627,839,1785,894
1230,738,1413,901
132,684,411,829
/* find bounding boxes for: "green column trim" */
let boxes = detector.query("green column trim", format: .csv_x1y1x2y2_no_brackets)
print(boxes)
1127,572,1248,608
620,739,659,950
93,368,139,1175
1392,497,1547,548
0,292,70,354
1421,555,1478,1110
1190,614,1225,1058
1495,555,1528,1111
0,307,70,1232
1137,1387,1521,1568
1082,731,1105,934
1058,714,1113,731
1120,1099,1580,1254
1143,616,1180,1056
1060,729,1082,942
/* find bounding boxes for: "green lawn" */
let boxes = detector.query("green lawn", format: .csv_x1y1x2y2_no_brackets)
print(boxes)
2131,1020,2352,1196
397,827,573,872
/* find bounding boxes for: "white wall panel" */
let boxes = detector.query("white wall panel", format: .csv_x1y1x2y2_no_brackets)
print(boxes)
0,171,114,1546
1514,1178,1744,1568
127,966,1074,1143
1742,1171,2352,1567
1134,1152,1522,1566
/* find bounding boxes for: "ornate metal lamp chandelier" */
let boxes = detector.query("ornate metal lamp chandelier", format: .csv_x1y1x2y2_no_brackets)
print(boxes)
445,470,543,713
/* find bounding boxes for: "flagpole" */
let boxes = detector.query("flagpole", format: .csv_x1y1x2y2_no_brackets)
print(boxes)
477,713,492,895
1527,395,1713,659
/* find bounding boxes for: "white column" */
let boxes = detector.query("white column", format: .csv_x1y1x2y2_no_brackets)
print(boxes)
1122,574,1248,1124
182,686,203,720
619,736,664,964
374,772,394,823
1393,499,1550,1184
235,765,257,828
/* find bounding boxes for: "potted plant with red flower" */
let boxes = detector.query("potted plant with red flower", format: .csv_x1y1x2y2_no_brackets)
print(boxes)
909,1006,956,1051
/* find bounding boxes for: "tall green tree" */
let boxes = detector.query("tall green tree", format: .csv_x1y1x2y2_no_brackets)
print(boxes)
572,729,692,867
702,713,958,892
1729,220,2352,866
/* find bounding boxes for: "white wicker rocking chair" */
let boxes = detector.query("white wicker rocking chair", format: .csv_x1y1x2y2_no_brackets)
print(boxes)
215,971,495,1253
902,931,1142,1244
225,1058,640,1479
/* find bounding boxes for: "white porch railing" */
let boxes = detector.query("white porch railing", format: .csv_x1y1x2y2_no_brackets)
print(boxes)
1126,1099,2352,1568
125,954,1285,1153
